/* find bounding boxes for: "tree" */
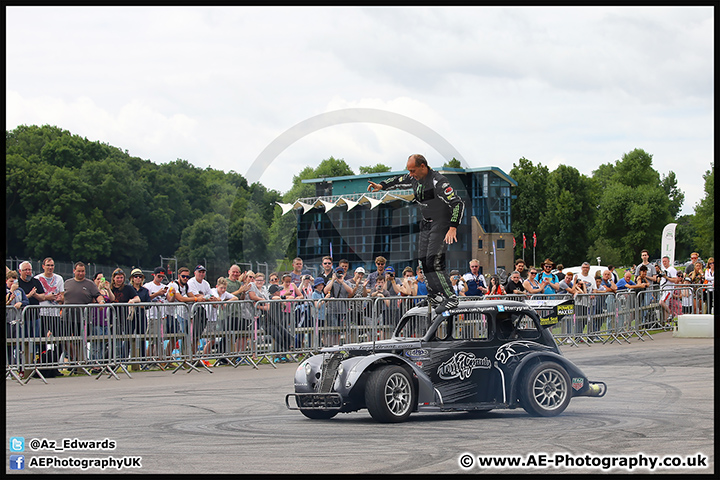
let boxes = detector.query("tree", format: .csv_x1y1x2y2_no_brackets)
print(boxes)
538,165,598,265
359,164,391,174
313,156,355,179
509,158,550,262
660,171,685,219
6,125,702,274
590,148,677,263
175,213,230,269
442,158,462,168
692,163,714,257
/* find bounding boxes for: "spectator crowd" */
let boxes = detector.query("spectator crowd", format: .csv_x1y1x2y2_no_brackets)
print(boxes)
7,250,715,349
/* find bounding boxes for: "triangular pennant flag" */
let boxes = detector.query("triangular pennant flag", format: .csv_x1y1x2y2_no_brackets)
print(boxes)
318,199,336,212
277,202,296,215
364,196,382,209
296,201,314,214
344,198,359,211
358,194,382,209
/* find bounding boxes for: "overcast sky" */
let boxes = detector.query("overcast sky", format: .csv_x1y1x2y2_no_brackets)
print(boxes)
6,6,713,216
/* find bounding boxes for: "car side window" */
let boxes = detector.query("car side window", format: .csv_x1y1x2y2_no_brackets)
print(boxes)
396,315,428,338
452,312,489,340
515,313,537,333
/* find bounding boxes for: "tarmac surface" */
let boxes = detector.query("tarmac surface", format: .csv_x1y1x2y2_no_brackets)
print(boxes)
5,331,714,474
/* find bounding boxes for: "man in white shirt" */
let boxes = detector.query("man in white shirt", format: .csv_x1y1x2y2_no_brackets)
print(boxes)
144,267,170,359
187,265,216,300
35,257,64,338
573,262,595,292
658,256,680,324
187,265,219,355
202,277,238,360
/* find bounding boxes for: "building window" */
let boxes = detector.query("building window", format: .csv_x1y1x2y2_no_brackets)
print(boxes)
497,239,505,249
477,239,483,249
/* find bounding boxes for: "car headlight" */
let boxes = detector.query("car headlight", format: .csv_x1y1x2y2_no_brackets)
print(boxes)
304,362,313,376
337,363,344,375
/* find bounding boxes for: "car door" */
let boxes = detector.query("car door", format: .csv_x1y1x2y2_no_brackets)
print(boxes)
421,310,503,405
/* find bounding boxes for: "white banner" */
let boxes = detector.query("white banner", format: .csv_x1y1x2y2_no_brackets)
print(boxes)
661,223,677,264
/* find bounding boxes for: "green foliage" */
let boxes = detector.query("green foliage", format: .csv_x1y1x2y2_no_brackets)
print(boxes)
512,148,692,267
442,158,462,168
586,238,624,267
359,163,391,174
313,156,354,178
536,165,598,265
176,213,230,269
508,158,550,259
5,124,279,273
7,125,706,275
692,164,714,257
590,149,674,262
674,215,698,262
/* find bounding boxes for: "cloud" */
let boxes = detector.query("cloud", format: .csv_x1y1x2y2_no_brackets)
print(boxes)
5,6,713,216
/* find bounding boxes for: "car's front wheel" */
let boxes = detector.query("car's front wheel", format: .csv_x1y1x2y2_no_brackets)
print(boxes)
520,362,571,417
365,365,415,423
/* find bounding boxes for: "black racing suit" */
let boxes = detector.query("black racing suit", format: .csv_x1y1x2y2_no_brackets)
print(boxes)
378,168,465,301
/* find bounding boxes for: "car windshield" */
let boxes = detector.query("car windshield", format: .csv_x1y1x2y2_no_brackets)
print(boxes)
394,315,429,339
435,312,490,341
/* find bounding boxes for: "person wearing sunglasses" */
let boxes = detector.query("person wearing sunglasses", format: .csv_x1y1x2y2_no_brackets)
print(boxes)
165,266,196,339
538,259,561,294
522,268,544,295
144,267,172,362
366,256,388,291
319,256,335,285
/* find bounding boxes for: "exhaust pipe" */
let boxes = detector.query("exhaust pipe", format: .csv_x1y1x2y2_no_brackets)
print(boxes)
584,381,607,397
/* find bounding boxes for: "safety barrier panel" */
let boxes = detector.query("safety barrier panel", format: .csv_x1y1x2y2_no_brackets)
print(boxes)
5,285,713,384
693,285,715,315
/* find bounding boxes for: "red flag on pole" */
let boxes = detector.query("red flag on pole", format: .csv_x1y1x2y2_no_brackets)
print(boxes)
533,232,537,248
513,236,516,248
523,233,526,249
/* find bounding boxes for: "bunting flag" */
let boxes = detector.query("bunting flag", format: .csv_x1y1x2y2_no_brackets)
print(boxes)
319,199,336,212
533,231,537,248
523,233,527,249
513,236,516,248
298,201,314,214
276,202,296,215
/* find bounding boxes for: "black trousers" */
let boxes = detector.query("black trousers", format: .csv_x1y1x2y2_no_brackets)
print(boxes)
417,219,455,299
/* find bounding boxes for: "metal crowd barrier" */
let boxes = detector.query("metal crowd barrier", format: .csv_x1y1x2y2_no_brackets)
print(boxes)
5,285,713,384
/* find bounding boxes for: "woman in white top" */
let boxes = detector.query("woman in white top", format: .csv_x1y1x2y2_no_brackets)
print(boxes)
704,257,714,314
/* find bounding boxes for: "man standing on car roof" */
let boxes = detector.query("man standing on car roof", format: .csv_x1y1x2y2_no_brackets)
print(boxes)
368,154,465,313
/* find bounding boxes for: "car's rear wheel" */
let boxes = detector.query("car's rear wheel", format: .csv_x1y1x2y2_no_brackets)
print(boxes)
299,409,338,420
520,362,571,417
365,365,415,423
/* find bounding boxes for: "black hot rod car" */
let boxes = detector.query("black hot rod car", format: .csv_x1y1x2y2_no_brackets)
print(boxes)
286,299,606,422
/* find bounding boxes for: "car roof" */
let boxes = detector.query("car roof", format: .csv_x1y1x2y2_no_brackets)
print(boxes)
405,299,533,316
